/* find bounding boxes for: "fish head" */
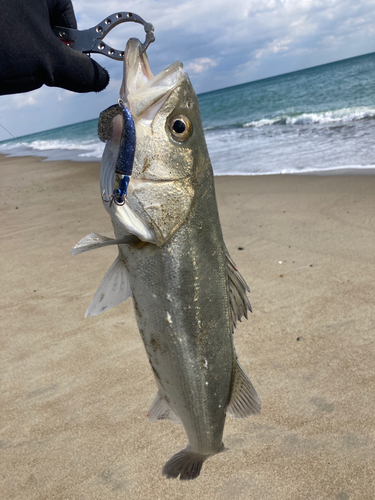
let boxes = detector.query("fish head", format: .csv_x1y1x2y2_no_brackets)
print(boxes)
101,38,213,245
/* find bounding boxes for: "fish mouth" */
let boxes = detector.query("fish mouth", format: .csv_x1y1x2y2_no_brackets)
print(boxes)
120,38,186,121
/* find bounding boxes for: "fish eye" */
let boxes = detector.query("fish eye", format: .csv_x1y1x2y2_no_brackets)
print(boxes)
168,115,193,142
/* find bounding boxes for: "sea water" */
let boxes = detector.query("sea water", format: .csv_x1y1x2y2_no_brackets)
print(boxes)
1,52,375,175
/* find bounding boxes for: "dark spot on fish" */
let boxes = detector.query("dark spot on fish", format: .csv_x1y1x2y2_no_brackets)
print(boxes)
15,207,18,209
99,293,105,303
133,299,142,319
150,337,160,353
151,365,162,382
165,395,170,403
141,157,151,175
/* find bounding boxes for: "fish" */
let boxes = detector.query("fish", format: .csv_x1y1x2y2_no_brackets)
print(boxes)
71,37,261,480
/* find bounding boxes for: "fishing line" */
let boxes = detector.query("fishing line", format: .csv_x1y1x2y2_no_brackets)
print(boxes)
0,123,44,162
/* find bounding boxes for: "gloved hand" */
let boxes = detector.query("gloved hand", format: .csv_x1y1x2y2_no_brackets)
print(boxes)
0,0,110,95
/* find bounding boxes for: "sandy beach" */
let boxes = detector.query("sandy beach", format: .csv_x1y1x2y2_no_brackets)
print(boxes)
1,154,374,500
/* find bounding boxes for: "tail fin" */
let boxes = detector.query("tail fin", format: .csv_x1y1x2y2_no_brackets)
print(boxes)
162,447,209,480
163,444,227,480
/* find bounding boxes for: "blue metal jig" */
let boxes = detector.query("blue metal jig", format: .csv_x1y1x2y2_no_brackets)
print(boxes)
112,100,136,205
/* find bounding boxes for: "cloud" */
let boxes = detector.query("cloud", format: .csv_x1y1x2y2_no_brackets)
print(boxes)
1,0,375,140
186,58,217,74
12,94,37,108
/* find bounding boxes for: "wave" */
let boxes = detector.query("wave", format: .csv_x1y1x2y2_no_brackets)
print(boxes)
0,137,104,160
213,164,375,176
244,106,375,128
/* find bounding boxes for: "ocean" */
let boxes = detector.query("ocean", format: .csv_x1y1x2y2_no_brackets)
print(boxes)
1,52,375,175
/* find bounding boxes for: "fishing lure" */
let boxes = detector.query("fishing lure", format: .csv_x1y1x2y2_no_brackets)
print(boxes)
112,100,136,204
97,99,136,205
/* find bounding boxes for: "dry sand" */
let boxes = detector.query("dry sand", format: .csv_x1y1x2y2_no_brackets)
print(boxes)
1,154,374,500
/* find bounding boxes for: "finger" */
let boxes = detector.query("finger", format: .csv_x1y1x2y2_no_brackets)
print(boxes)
48,0,77,29
46,39,110,92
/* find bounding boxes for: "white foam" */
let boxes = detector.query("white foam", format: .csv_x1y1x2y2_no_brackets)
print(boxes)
0,138,104,160
244,106,375,128
287,107,375,125
213,164,375,176
244,117,280,128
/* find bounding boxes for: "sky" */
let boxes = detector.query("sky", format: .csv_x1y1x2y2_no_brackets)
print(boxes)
1,0,375,141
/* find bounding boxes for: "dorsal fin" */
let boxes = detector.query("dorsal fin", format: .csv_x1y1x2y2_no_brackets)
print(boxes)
225,246,252,328
227,356,261,418
85,255,132,317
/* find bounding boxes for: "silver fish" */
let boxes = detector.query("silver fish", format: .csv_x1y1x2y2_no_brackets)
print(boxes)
72,38,261,480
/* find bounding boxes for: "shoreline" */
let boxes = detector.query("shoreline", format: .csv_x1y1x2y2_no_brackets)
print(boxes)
1,152,375,176
1,154,374,499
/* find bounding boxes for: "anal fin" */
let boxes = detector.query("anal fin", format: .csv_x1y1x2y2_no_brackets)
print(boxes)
227,356,261,418
85,255,131,317
148,392,182,425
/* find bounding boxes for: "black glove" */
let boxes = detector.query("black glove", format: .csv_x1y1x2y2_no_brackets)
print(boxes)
0,0,110,95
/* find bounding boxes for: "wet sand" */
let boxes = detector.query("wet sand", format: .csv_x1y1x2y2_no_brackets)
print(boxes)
1,154,374,499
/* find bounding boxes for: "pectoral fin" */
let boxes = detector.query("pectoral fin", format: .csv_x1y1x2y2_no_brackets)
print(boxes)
70,232,139,256
225,247,252,327
227,356,261,418
85,255,131,317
